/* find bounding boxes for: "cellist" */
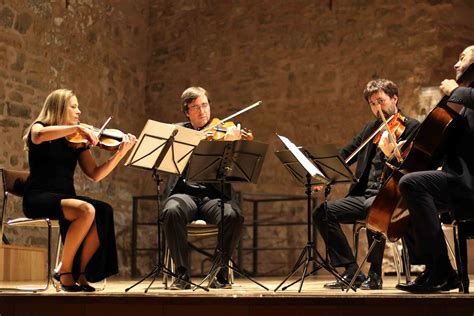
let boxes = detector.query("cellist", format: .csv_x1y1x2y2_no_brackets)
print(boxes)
313,79,420,290
397,45,474,293
159,87,245,290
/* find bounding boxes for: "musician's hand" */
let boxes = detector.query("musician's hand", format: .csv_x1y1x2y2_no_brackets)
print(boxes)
378,130,395,157
440,79,459,96
118,133,137,154
224,124,242,141
77,125,99,146
312,185,324,192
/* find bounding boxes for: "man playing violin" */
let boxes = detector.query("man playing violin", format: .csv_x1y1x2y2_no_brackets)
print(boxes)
397,45,474,293
160,86,245,290
313,79,420,290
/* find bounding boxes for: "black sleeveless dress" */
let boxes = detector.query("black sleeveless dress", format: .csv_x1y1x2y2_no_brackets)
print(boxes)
23,122,118,282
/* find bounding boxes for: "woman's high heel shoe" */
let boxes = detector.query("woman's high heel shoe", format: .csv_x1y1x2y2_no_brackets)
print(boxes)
78,272,96,292
52,272,82,292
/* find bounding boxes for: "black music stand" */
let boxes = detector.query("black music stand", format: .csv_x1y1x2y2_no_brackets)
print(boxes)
274,135,357,292
124,120,208,292
185,140,269,291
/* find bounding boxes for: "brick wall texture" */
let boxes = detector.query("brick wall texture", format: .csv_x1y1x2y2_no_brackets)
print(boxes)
1,0,473,278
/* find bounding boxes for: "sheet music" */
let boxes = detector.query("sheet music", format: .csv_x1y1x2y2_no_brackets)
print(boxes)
124,120,176,168
124,120,201,174
159,124,201,174
277,134,325,178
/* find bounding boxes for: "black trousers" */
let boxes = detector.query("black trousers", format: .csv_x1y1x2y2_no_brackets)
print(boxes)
312,195,385,268
398,170,452,265
160,193,244,274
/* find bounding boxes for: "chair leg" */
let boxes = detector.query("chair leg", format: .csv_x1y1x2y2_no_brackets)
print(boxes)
353,223,365,262
54,231,62,270
401,237,411,283
0,219,51,292
45,219,52,291
347,236,381,292
454,224,469,293
162,246,170,288
390,242,402,284
228,259,234,284
443,226,458,271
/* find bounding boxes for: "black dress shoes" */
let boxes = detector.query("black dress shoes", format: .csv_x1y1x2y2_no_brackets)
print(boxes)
440,269,460,291
52,272,82,292
79,284,96,292
396,270,429,291
396,268,459,293
169,274,191,290
323,272,366,289
360,271,383,290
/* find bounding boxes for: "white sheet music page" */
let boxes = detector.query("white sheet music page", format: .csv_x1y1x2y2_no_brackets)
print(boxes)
124,120,177,168
277,134,326,178
159,124,202,174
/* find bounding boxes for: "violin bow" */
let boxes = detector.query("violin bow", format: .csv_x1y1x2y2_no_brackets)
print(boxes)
97,116,113,137
200,101,262,134
344,114,397,164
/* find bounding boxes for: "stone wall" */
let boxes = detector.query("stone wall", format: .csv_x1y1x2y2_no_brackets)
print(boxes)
145,0,474,275
0,0,153,277
1,0,473,279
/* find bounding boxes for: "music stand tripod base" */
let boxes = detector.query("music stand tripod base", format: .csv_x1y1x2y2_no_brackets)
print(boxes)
186,140,269,291
272,176,356,292
124,120,206,292
274,140,358,292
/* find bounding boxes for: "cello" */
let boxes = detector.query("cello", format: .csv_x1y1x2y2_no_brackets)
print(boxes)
366,64,474,242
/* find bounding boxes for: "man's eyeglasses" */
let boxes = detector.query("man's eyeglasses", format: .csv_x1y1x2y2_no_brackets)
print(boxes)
188,102,209,112
369,98,387,107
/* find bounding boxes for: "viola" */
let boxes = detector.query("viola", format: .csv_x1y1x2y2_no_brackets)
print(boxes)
201,118,254,141
67,123,126,151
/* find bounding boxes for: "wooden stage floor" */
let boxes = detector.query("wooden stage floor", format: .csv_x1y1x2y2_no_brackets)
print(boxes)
0,276,473,316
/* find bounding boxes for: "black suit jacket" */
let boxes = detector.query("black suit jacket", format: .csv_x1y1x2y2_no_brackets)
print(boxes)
162,121,237,207
444,86,474,217
339,113,420,196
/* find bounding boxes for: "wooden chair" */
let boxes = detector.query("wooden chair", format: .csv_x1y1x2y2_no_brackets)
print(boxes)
353,220,411,284
448,219,474,293
162,220,234,288
0,168,62,292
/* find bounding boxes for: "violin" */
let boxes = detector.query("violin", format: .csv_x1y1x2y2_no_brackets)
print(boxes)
372,112,406,144
373,111,407,163
67,122,126,151
201,118,254,141
198,101,261,141
344,113,407,164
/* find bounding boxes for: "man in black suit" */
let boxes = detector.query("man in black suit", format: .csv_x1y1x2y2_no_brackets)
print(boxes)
397,45,474,293
313,79,420,290
160,86,244,290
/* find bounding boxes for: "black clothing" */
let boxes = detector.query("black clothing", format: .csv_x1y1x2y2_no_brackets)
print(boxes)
340,114,420,196
23,122,118,282
160,121,244,275
399,86,474,266
365,147,385,194
313,113,420,268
